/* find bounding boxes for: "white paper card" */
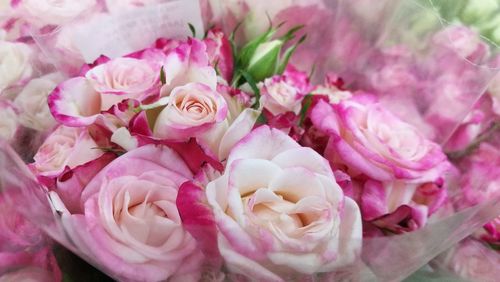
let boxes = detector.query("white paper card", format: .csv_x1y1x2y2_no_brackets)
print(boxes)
73,0,204,63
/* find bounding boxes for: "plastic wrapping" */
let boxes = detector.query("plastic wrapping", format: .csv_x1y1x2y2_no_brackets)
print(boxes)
1,0,499,281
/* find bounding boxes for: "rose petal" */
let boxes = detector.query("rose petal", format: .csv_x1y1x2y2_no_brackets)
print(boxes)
271,146,334,178
217,108,260,161
268,167,326,203
177,181,222,267
227,126,299,168
48,77,101,127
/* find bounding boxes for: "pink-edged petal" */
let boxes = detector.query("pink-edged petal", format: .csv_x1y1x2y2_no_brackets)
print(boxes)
134,136,224,174
271,147,333,178
110,127,139,151
218,237,284,282
412,181,448,215
205,180,263,259
227,126,299,168
80,144,192,204
128,111,153,136
176,181,222,268
56,152,116,214
48,77,101,127
325,136,394,181
320,197,362,271
370,204,428,234
310,99,341,136
161,39,217,94
262,110,299,130
218,108,260,161
204,28,234,82
70,212,180,281
360,180,388,221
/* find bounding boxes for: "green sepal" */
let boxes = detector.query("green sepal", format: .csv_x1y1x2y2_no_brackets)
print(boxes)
160,66,166,85
298,94,313,126
277,34,307,75
188,23,196,38
237,27,278,69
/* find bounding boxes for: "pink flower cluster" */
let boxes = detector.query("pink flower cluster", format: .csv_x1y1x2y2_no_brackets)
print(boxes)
1,1,498,281
23,21,457,279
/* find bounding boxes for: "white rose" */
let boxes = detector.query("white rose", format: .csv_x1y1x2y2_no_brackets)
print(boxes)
0,41,32,92
14,73,64,131
206,126,362,280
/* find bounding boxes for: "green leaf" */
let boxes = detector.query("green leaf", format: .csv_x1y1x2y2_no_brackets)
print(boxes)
160,66,166,85
188,23,196,37
238,69,261,109
489,242,500,251
276,34,307,75
91,146,125,156
256,112,267,124
298,94,313,126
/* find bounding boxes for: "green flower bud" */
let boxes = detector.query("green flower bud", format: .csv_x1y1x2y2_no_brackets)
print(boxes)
247,40,283,82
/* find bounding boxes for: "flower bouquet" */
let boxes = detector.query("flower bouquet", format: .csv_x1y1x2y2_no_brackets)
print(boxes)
0,0,499,281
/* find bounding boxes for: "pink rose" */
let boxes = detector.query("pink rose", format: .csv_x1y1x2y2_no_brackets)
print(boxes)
365,46,418,96
48,50,164,127
159,38,217,95
431,26,489,65
311,95,449,183
311,73,352,104
445,239,500,282
85,57,161,102
32,126,103,178
259,67,310,116
459,143,500,244
122,84,257,161
205,126,362,280
204,28,234,83
51,144,204,281
355,179,447,235
153,82,228,140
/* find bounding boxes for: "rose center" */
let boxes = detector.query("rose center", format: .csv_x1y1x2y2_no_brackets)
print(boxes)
252,201,304,232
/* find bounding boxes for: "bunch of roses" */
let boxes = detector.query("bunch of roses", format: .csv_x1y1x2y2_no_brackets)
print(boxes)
23,19,456,280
